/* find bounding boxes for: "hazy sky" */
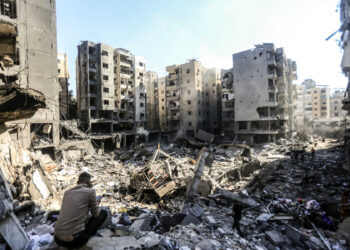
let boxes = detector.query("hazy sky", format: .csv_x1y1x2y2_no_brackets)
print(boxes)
56,0,346,96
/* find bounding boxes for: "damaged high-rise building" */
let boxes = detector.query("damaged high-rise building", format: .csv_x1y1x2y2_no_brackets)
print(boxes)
76,41,148,137
221,68,235,136
145,71,159,130
160,60,222,139
233,43,296,143
0,0,60,148
295,79,332,128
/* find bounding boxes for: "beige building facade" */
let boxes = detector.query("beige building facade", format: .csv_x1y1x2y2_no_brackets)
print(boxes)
161,60,222,138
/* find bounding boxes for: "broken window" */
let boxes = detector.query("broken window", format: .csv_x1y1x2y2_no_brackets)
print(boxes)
140,113,145,119
30,123,53,147
140,72,144,77
104,100,109,105
102,50,108,56
186,68,190,73
103,87,109,93
139,62,144,67
103,63,108,69
188,111,191,115
0,0,16,18
140,103,144,107
162,106,164,110
187,90,190,95
321,106,327,110
237,121,247,130
267,65,275,74
187,80,190,84
103,75,109,81
187,100,191,105
266,51,273,60
188,122,192,126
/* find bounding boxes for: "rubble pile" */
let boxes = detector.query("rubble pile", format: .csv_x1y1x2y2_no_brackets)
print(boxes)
0,133,349,249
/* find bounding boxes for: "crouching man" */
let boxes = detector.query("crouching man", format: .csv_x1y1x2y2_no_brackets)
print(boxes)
54,172,107,249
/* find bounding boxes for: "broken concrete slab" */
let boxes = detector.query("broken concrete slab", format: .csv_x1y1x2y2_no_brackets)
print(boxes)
195,129,214,143
181,213,201,226
189,204,204,218
0,85,46,123
256,213,274,222
213,188,260,207
129,213,153,232
265,230,285,246
0,212,29,250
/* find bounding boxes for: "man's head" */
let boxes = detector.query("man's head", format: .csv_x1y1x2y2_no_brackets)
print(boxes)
77,172,92,186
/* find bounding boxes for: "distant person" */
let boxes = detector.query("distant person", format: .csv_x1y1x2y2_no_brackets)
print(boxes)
311,148,315,160
54,172,107,249
227,203,243,236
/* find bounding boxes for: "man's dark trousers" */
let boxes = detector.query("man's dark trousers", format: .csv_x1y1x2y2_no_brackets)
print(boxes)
55,210,107,248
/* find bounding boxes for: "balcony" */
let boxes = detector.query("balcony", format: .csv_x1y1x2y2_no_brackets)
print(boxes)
120,72,131,79
89,67,97,73
168,105,179,111
89,80,97,85
120,60,131,68
167,114,180,120
268,72,277,79
167,95,180,101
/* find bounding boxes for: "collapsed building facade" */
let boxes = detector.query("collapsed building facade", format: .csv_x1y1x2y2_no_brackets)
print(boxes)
233,43,297,143
159,60,222,140
340,0,350,171
0,0,60,149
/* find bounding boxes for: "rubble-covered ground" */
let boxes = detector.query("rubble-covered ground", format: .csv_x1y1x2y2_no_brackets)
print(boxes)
2,137,350,249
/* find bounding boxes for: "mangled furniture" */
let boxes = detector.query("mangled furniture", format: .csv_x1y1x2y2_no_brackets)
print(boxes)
131,145,177,200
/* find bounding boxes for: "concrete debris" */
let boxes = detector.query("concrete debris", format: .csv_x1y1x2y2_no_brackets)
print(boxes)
0,120,348,250
195,129,214,143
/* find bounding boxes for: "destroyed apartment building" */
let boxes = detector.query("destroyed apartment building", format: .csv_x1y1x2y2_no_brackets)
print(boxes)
232,43,297,143
0,0,61,149
76,41,156,146
340,0,350,171
160,60,222,141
